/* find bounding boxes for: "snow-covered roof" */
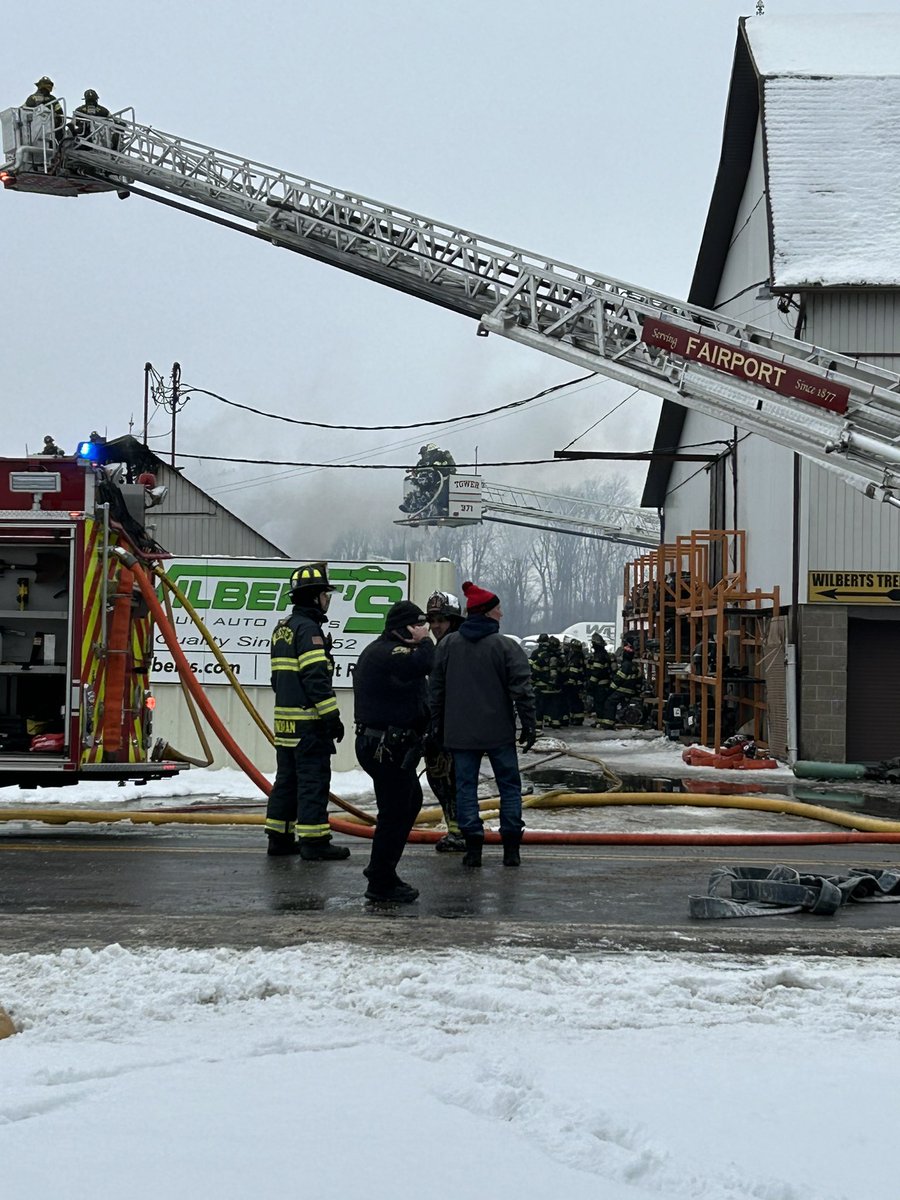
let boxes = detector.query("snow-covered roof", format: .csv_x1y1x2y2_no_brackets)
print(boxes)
745,15,900,288
747,13,900,77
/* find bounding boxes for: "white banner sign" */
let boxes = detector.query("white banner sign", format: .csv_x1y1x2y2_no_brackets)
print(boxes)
151,558,410,688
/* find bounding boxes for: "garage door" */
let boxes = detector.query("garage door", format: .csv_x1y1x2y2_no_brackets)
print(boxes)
846,618,900,762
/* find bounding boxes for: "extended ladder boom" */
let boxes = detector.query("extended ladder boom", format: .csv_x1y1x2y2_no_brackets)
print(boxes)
5,102,900,507
479,482,660,546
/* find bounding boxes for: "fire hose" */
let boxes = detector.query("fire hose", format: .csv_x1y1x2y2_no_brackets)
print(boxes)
29,552,889,849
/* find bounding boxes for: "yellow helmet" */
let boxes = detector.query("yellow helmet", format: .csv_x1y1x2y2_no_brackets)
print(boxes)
289,561,333,598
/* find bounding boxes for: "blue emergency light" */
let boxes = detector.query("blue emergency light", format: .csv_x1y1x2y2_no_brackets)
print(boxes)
75,439,105,463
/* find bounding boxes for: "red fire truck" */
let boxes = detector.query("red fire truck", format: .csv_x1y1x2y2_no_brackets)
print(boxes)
0,449,181,788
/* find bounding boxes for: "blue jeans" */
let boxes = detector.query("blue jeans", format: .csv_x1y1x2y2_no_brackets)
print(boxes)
452,744,525,838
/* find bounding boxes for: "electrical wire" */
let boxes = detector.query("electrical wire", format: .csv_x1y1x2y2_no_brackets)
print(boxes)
559,388,642,451
177,453,568,469
181,373,597,431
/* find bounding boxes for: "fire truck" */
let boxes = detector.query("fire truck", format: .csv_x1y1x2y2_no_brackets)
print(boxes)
0,446,181,788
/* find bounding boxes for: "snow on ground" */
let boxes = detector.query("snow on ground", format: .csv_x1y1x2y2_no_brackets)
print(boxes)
2,943,900,1200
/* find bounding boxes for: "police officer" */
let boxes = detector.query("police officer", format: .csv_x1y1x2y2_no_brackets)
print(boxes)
71,89,111,138
265,562,349,860
353,600,434,902
423,590,464,852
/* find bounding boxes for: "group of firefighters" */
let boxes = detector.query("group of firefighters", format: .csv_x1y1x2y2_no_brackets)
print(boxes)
23,77,112,141
530,630,645,731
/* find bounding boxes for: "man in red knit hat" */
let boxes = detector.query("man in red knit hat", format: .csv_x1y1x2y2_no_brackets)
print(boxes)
429,580,536,867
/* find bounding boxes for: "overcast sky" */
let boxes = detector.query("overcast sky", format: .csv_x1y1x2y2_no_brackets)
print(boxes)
3,0,893,555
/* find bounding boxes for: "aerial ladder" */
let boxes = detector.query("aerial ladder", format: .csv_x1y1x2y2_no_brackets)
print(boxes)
399,472,660,546
5,102,900,511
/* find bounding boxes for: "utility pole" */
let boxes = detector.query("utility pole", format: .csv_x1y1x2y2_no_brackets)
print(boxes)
170,362,181,467
142,361,186,464
143,362,152,445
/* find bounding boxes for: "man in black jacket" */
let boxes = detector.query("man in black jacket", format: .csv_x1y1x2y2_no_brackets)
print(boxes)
429,581,536,868
353,600,434,903
265,562,349,860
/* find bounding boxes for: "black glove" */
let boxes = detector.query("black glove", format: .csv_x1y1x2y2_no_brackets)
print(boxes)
424,718,442,751
518,722,537,753
322,714,345,744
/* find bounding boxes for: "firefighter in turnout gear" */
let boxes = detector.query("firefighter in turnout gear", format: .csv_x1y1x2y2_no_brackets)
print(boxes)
543,639,565,729
588,631,613,726
598,642,644,729
265,562,350,860
23,76,64,142
70,88,111,137
529,633,551,731
423,590,465,852
563,640,588,726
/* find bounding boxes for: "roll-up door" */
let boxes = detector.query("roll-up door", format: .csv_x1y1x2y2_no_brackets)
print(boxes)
846,618,900,761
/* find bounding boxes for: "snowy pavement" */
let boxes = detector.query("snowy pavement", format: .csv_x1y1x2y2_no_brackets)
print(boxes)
2,943,900,1199
3,738,900,1199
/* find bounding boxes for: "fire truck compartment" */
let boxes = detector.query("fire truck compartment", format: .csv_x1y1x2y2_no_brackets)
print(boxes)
0,539,71,762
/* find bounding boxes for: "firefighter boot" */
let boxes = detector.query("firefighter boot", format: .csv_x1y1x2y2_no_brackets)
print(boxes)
298,836,351,861
267,834,302,857
501,832,522,868
462,834,484,868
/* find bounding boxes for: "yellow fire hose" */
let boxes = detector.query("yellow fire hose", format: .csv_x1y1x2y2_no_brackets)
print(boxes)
4,792,900,834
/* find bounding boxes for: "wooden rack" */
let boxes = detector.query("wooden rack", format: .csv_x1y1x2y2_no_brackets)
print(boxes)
622,530,779,748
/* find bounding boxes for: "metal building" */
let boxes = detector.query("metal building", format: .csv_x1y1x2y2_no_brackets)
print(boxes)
108,439,456,773
641,14,900,763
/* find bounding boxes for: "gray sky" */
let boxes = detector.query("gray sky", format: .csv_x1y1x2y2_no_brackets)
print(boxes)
3,0,891,555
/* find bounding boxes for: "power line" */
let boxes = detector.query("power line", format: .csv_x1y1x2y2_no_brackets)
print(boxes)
177,453,568,469
181,373,598,431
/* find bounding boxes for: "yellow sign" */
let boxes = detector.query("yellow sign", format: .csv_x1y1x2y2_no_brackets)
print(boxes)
808,571,900,604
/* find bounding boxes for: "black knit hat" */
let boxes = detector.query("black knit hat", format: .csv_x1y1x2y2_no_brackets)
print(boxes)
384,600,427,632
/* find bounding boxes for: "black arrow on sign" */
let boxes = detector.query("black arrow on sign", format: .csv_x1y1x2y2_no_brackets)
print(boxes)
817,588,900,601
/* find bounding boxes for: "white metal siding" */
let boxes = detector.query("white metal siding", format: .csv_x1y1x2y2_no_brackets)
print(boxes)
800,293,900,580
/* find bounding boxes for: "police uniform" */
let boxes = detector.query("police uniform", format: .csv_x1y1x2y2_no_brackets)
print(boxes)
353,601,434,900
265,563,346,859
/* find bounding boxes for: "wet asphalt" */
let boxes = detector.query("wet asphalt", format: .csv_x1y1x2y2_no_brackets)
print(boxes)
3,824,900,958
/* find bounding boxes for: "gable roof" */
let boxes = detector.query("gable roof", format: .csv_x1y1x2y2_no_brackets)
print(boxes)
106,435,289,558
642,13,900,508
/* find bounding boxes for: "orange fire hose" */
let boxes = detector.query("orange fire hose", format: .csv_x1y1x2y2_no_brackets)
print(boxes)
123,553,272,796
113,551,900,850
100,563,133,753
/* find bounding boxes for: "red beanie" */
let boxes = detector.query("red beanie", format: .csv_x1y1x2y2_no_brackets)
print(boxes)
462,580,500,614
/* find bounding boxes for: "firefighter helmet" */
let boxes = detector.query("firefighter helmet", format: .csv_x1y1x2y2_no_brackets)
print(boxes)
289,561,333,599
426,590,461,620
36,76,54,89
84,88,99,102
591,631,606,646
